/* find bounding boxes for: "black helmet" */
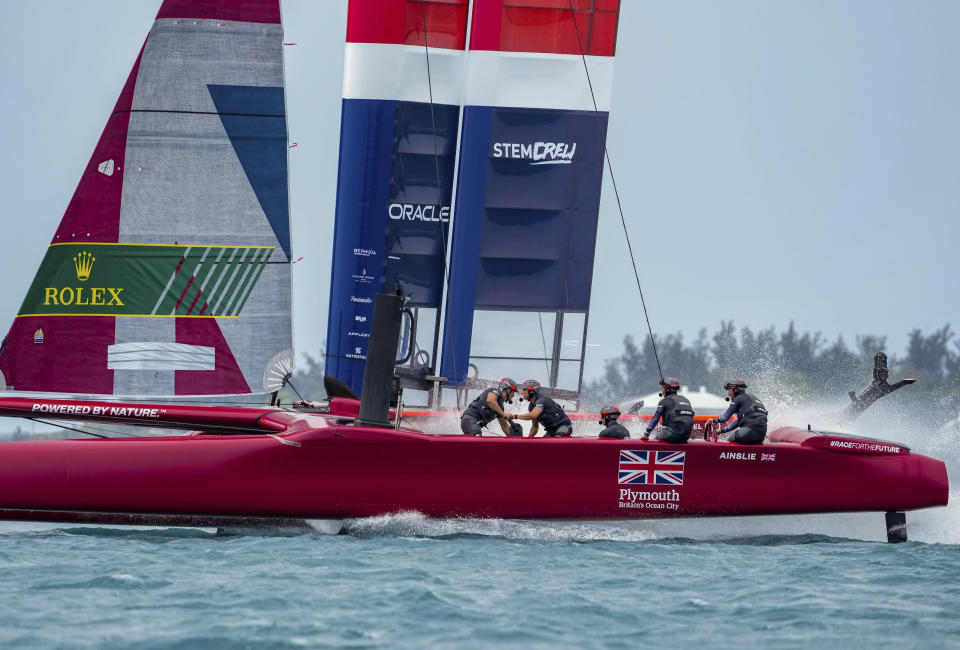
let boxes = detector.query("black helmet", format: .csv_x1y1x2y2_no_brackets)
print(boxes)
724,379,747,395
520,379,541,396
499,377,518,392
599,404,620,424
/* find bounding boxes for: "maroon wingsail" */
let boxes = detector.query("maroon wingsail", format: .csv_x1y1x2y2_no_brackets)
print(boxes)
0,0,293,398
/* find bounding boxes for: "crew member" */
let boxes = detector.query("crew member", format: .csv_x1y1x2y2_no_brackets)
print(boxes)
642,377,694,443
598,404,630,439
713,380,768,444
460,378,519,436
515,379,573,437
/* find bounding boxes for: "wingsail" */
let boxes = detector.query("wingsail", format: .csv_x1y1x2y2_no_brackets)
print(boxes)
441,0,621,400
0,0,293,397
328,1,621,400
326,0,470,394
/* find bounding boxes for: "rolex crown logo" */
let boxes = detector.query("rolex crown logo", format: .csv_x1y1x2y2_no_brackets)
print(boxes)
74,251,95,282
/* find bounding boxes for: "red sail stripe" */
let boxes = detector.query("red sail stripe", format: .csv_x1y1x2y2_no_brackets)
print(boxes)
174,276,195,313
346,0,468,49
185,288,203,316
470,0,620,56
156,0,281,25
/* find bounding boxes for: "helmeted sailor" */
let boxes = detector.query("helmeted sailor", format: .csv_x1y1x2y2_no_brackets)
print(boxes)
460,378,520,436
642,377,694,443
515,379,573,437
598,404,630,439
713,380,768,444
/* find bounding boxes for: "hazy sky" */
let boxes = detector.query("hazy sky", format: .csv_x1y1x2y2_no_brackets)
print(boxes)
0,1,957,383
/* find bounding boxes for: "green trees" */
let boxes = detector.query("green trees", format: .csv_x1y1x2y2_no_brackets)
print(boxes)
288,324,960,426
587,323,959,426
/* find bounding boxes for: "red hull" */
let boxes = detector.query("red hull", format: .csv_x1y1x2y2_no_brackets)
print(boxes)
0,398,947,525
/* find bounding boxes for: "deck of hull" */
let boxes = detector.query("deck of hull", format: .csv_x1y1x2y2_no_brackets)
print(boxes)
0,424,947,525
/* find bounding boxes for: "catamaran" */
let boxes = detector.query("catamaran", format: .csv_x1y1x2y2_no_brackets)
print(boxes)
0,0,947,542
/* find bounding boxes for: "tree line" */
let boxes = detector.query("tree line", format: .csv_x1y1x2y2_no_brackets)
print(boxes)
279,323,960,427
584,322,959,426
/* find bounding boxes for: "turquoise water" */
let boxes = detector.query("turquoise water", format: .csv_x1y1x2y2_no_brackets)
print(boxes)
1,506,958,649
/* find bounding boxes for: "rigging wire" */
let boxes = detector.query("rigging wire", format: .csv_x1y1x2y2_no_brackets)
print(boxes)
20,395,284,407
30,418,110,439
28,416,280,438
420,0,462,404
566,1,664,381
284,376,307,402
537,313,552,378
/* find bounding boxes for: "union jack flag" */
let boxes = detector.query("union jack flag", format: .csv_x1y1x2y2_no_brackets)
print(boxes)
761,453,776,462
618,450,685,485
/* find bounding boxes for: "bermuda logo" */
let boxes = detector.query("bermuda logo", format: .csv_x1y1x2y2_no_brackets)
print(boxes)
74,251,95,281
492,142,577,166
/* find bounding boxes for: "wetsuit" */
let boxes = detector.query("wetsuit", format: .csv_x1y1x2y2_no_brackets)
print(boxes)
718,392,768,444
530,395,572,437
645,393,694,443
599,421,630,439
460,387,506,436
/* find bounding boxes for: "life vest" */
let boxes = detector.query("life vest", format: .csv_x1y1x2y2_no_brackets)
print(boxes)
530,395,571,432
463,387,504,426
599,421,630,439
736,392,768,430
660,393,694,430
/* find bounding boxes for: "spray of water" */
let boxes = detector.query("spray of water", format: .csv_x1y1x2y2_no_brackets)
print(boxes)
371,360,959,545
343,512,665,543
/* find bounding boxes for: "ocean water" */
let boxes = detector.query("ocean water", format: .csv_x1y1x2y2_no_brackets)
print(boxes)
1,406,958,649
0,503,958,649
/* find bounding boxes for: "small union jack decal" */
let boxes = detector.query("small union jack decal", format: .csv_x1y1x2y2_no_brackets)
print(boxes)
618,450,685,485
761,453,776,462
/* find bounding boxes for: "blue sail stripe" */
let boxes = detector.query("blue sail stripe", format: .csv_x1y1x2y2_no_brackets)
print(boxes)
208,84,291,260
